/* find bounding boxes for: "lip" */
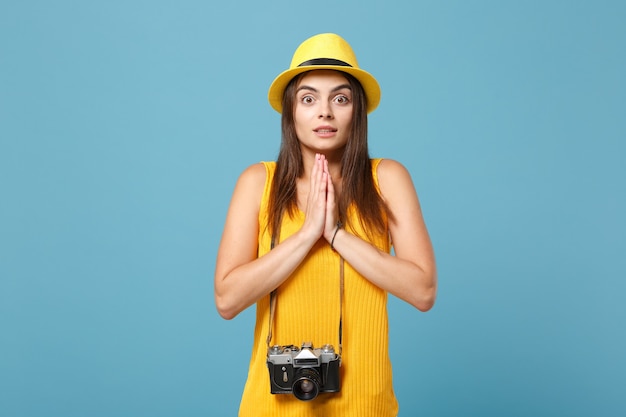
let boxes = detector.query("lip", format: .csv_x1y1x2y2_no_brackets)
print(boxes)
313,125,337,138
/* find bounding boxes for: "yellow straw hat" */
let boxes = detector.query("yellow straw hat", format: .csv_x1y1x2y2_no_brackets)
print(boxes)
268,33,381,114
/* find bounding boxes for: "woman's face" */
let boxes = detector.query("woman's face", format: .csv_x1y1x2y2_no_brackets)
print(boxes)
293,70,353,155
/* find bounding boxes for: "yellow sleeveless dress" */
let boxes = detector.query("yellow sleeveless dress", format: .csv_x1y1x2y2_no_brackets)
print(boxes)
238,159,399,417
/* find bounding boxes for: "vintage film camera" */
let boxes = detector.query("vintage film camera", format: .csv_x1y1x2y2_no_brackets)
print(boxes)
267,342,341,401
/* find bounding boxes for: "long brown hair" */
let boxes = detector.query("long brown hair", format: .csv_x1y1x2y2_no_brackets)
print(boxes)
267,71,390,240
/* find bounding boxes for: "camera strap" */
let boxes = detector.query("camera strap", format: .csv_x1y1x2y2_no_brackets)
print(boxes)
266,232,344,356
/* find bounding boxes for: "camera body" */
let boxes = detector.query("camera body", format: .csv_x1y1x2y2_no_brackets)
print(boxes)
267,342,341,401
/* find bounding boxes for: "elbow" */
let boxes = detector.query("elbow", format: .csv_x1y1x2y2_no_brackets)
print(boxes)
413,283,437,312
214,293,239,320
415,295,435,312
214,272,242,320
216,300,238,320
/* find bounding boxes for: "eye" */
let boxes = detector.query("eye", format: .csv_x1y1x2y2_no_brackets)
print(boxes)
301,95,315,104
333,94,351,105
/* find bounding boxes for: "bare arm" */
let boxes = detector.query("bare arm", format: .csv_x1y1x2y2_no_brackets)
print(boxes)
214,156,331,319
324,159,437,311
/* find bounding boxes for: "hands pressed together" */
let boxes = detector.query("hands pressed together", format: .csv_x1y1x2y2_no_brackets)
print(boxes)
301,153,342,246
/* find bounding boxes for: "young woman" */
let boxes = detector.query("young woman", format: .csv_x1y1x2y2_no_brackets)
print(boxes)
215,33,437,417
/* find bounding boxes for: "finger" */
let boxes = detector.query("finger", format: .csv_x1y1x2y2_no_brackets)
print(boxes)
309,154,321,200
326,171,336,221
325,160,333,200
315,155,327,199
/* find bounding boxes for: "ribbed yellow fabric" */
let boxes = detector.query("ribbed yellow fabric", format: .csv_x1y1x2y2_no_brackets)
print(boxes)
238,159,398,417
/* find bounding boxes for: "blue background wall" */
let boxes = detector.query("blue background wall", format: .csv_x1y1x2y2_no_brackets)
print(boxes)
1,1,624,416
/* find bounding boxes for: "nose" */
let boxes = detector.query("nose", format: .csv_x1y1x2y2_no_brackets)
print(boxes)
318,102,334,119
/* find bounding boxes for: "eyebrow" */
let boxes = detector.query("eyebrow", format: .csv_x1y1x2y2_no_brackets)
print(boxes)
296,84,352,94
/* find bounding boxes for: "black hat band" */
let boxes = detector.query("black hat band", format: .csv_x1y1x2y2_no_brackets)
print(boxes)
298,58,352,67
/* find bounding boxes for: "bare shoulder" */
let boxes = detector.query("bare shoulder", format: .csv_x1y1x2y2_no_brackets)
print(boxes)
220,162,267,252
376,158,416,199
233,162,267,199
377,158,411,177
224,162,268,222
238,162,267,185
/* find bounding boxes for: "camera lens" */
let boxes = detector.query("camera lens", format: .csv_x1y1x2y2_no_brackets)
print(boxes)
292,368,321,401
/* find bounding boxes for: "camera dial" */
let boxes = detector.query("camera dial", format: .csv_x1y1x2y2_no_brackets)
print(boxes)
269,345,283,355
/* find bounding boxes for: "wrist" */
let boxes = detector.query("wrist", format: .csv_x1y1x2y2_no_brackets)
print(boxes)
329,221,343,251
297,224,323,248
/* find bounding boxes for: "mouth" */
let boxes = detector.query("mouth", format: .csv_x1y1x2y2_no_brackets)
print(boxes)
313,127,337,134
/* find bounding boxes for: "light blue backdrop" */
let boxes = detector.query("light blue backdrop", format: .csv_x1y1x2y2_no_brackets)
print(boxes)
1,1,624,416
